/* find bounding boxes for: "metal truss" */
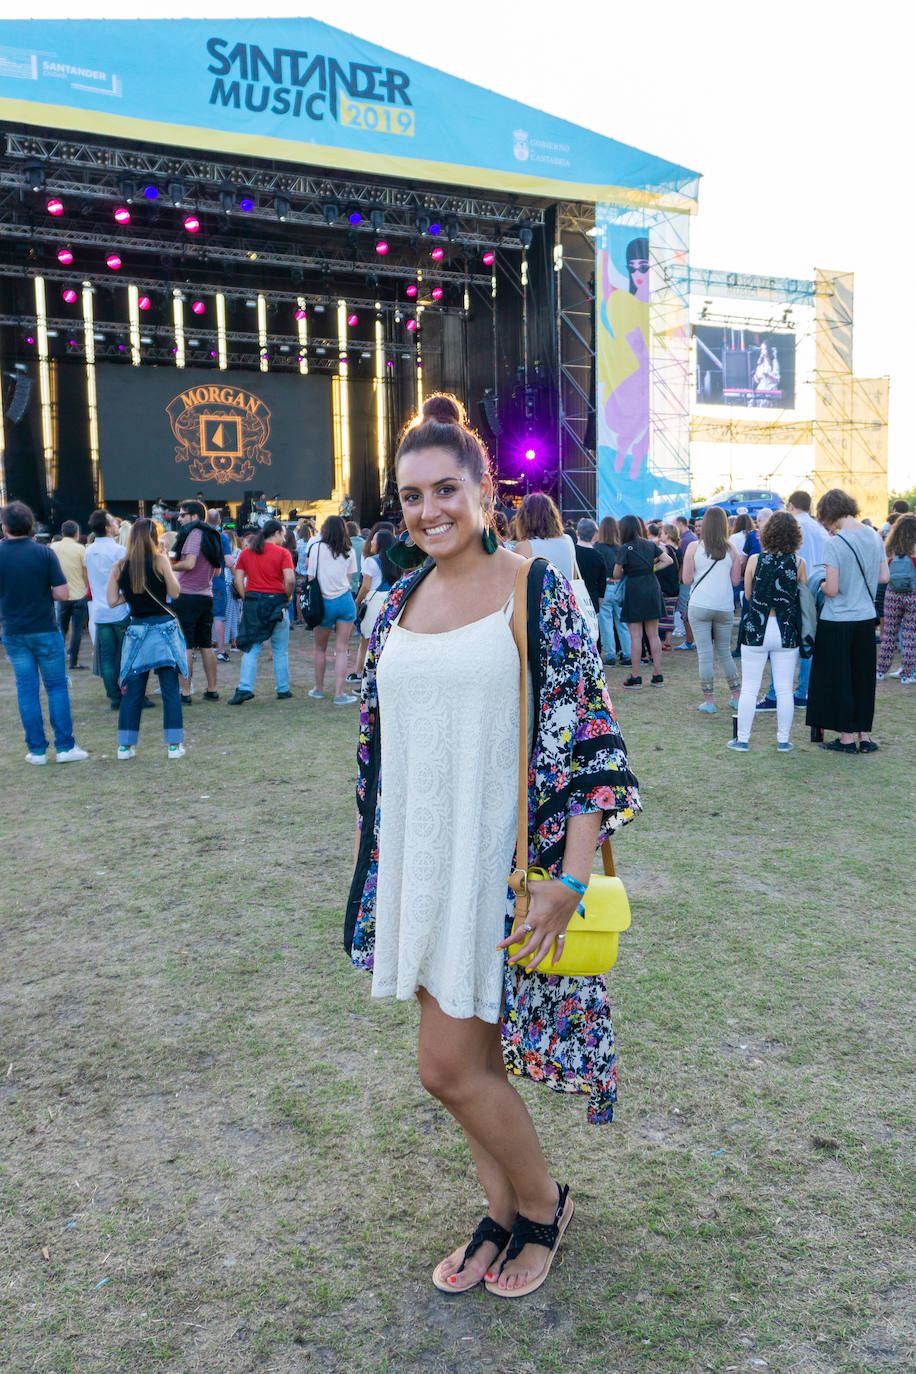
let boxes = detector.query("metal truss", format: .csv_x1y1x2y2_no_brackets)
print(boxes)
554,203,597,519
5,132,544,235
688,267,815,304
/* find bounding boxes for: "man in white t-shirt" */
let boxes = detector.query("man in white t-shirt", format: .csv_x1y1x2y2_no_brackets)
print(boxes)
84,508,128,709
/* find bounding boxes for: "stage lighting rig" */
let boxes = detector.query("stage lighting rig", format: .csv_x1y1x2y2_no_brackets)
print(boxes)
219,186,236,214
369,208,385,231
322,201,340,224
118,177,137,203
274,194,291,222
445,216,460,243
167,181,186,206
24,163,45,192
415,211,431,235
517,220,534,248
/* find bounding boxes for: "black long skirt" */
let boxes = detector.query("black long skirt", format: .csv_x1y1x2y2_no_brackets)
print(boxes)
805,618,877,734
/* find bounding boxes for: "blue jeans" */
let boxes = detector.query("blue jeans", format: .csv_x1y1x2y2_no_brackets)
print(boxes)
763,651,811,702
238,616,290,693
56,597,88,666
96,619,128,704
118,667,183,747
3,630,75,755
597,585,630,659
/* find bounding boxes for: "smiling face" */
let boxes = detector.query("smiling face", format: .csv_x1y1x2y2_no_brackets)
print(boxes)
396,444,490,561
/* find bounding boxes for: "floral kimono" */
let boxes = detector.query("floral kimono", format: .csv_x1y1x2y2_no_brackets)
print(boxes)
344,560,642,1123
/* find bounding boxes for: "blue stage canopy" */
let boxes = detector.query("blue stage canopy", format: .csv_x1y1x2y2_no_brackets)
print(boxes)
0,19,699,208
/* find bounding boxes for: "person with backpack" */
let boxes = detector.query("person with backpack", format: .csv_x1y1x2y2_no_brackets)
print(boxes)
806,489,889,753
876,514,916,684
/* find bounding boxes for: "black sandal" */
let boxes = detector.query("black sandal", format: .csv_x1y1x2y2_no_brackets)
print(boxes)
819,738,858,754
485,1183,573,1298
432,1215,512,1293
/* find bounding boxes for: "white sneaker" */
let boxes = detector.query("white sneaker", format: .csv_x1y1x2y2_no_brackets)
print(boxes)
25,752,47,765
333,693,358,705
901,676,916,685
308,687,325,700
117,746,136,761
167,743,187,760
56,745,89,763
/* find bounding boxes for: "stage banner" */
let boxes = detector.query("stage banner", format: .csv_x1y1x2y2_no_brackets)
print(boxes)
0,20,698,206
595,205,691,521
95,366,333,501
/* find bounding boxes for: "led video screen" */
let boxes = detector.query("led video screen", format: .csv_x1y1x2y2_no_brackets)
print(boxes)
694,326,796,410
95,365,334,500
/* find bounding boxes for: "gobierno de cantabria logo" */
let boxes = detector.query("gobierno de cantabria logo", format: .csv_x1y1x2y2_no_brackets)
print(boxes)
166,383,272,485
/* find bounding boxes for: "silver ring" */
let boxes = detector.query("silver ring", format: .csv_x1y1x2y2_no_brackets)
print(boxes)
520,921,532,933
557,933,566,941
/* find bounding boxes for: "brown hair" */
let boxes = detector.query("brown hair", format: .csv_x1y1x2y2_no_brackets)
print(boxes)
320,514,351,558
699,505,729,560
816,488,858,526
885,513,916,560
516,492,563,540
761,510,803,556
126,518,162,594
787,489,812,512
731,513,753,535
598,515,620,546
396,393,495,528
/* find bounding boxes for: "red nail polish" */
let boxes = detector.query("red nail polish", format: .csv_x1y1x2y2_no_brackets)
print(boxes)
447,1275,456,1285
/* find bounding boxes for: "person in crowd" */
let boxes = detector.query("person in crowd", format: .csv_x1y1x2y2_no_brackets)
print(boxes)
595,515,630,665
681,506,742,711
350,527,399,681
219,528,242,659
307,515,358,704
228,520,295,705
807,489,889,753
673,515,697,650
513,493,576,581
117,519,132,548
0,501,88,764
84,508,129,710
159,529,177,556
613,514,672,687
728,513,754,559
348,519,365,595
106,519,186,761
656,524,683,649
345,393,641,1298
281,525,301,625
756,491,826,711
876,513,916,683
574,518,607,619
171,499,222,704
207,509,233,649
492,509,510,545
729,512,806,752
53,519,89,669
881,498,911,538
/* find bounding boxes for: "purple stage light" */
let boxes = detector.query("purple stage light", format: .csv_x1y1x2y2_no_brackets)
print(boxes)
431,246,444,261
106,254,122,270
483,251,495,266
239,197,254,212
348,210,362,225
431,286,443,300
143,185,159,200
138,295,151,310
524,447,537,462
62,288,77,304
347,313,358,327
192,300,205,314
375,239,389,255
210,350,217,357
57,248,73,265
46,199,64,216
68,339,77,348
406,318,418,332
295,308,307,320
114,206,130,224
406,283,418,298
184,215,200,233
428,223,441,236
118,344,125,351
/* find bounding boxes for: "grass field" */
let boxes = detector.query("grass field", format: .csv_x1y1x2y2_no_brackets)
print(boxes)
1,629,913,1374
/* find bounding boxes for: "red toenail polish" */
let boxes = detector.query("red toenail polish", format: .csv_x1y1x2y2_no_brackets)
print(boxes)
447,1276,456,1285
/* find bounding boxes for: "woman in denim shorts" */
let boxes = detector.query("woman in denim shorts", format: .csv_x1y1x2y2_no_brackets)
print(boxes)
307,516,358,704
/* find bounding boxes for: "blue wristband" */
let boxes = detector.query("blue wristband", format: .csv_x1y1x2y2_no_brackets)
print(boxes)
558,873,587,914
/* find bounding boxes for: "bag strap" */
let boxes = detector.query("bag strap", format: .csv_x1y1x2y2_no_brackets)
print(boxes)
510,560,614,902
836,533,874,598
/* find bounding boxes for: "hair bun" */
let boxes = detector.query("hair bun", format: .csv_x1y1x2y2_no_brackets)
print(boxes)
421,393,465,426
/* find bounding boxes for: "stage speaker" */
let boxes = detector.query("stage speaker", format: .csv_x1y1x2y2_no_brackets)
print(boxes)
724,351,750,390
479,392,502,438
6,374,32,424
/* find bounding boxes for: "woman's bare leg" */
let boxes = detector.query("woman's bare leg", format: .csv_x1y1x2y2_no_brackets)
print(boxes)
417,989,564,1293
313,626,331,692
644,619,663,673
334,619,354,697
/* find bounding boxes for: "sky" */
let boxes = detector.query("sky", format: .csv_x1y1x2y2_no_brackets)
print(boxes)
21,1,915,491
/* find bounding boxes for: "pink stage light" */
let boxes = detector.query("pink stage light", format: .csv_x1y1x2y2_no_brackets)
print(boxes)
192,300,205,314
375,239,389,255
483,251,495,266
406,319,418,332
347,313,358,327
210,350,217,358
295,308,307,320
27,336,35,344
431,246,444,261
138,296,151,310
57,248,73,265
184,215,200,233
431,287,443,301
114,206,131,224
62,288,78,304
106,254,122,270
46,199,64,216
406,283,418,298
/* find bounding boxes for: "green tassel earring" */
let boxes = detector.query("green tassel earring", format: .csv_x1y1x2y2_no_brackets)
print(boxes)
481,526,499,555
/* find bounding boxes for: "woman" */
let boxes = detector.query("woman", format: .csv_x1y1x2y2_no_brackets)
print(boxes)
729,511,806,751
219,529,241,658
105,518,186,761
513,492,576,581
228,520,295,705
596,515,630,666
613,514,672,687
656,524,682,648
282,526,301,624
307,515,358,704
346,393,640,1299
350,528,398,680
806,489,889,753
681,506,742,712
876,513,916,684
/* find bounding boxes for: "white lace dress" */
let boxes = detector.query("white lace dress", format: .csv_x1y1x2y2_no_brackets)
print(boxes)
372,603,521,1021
